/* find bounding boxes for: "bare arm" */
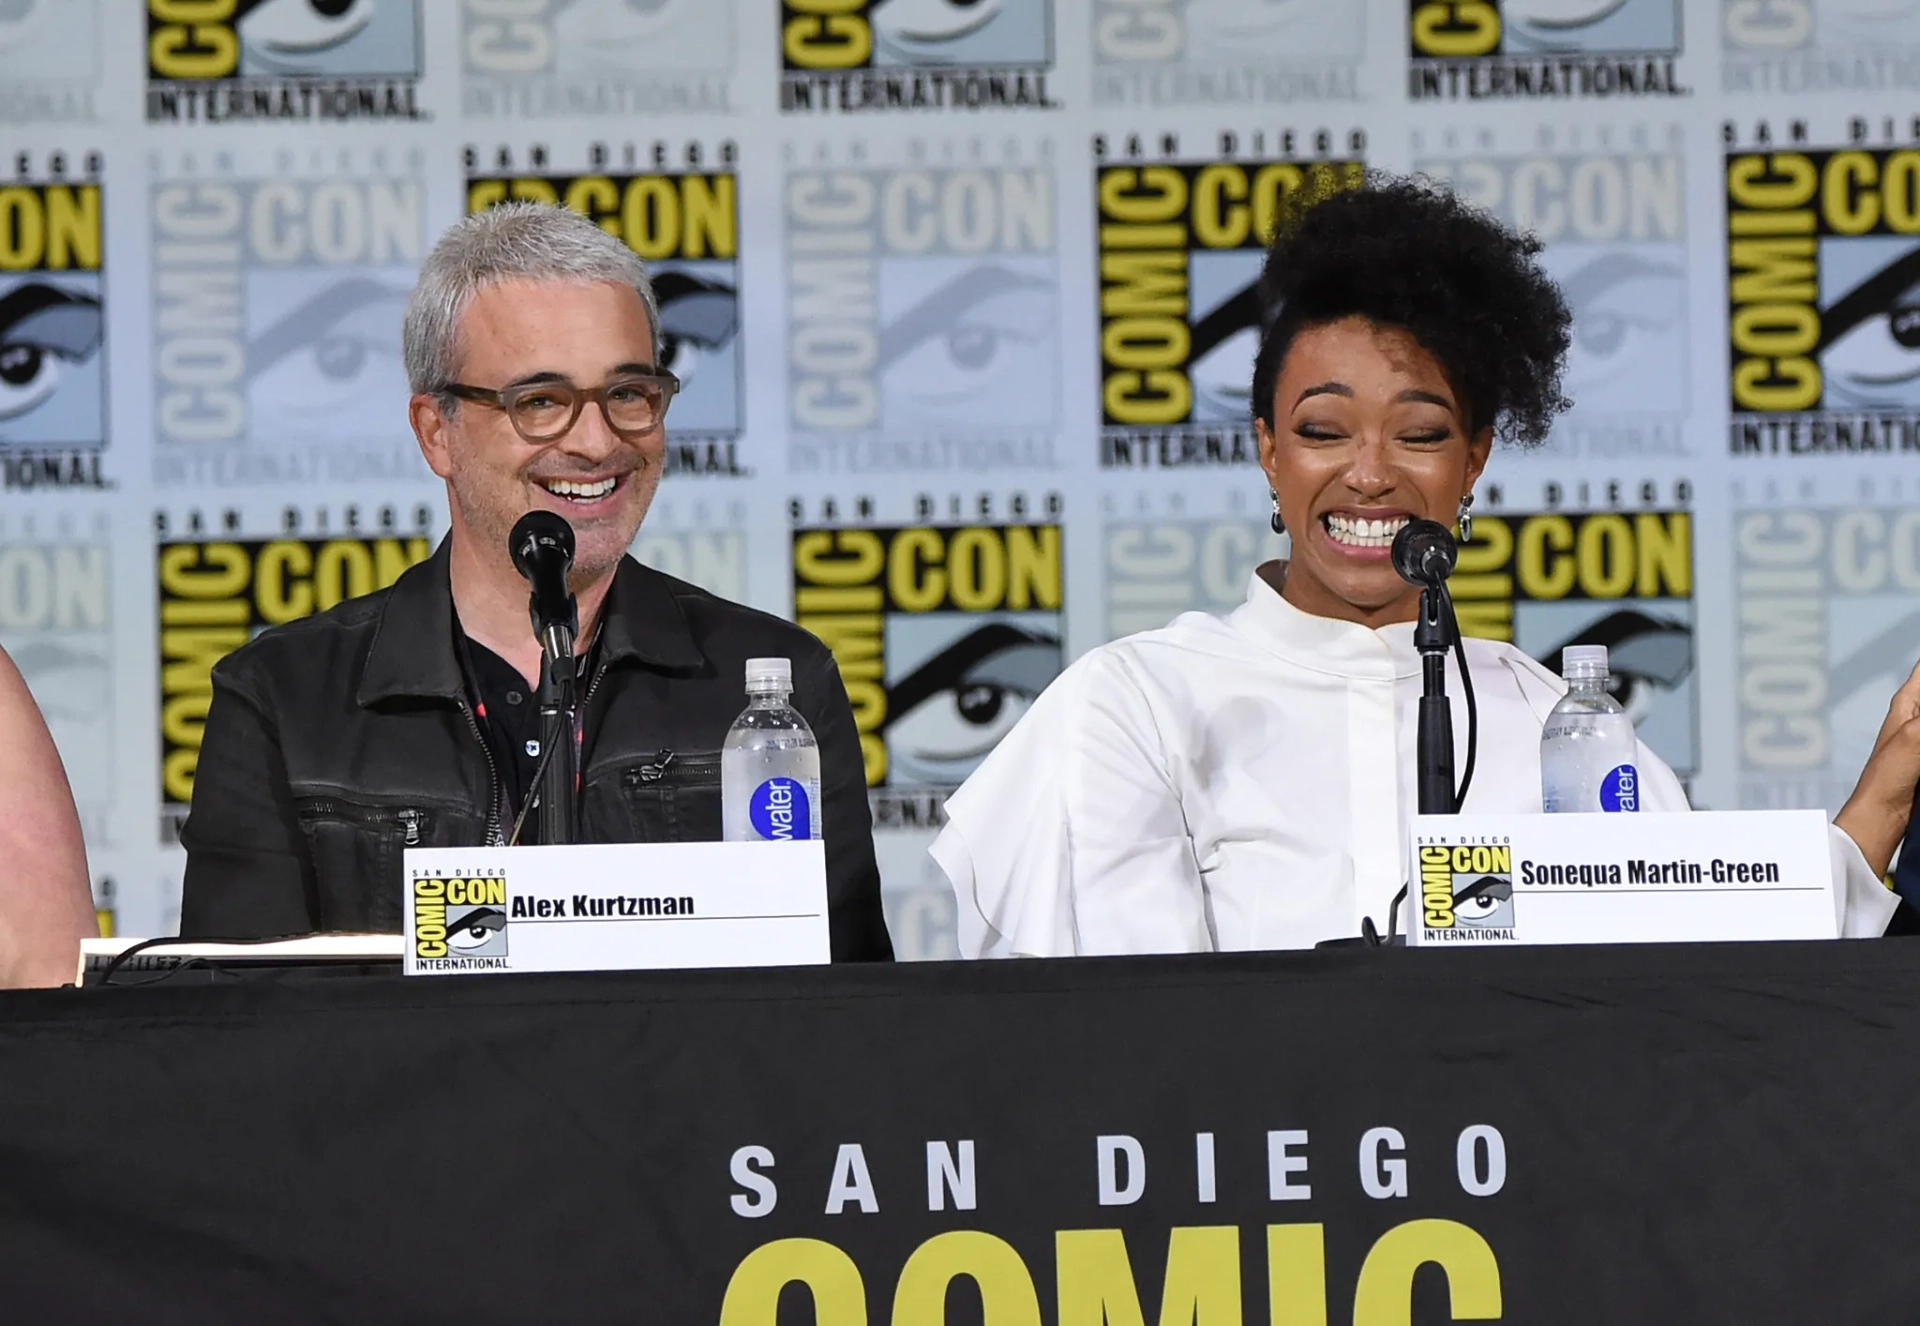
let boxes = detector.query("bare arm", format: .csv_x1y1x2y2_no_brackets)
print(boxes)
1836,656,1920,879
0,645,97,985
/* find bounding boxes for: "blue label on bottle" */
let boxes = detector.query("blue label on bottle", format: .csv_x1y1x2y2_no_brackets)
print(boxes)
1599,765,1641,812
748,778,813,841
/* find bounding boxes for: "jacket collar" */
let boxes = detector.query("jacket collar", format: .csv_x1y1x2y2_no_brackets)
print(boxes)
358,535,708,707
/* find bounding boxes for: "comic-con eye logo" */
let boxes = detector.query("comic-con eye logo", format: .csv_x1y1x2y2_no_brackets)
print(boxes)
1453,509,1697,774
785,162,1059,473
0,0,103,124
412,876,509,960
1408,0,1686,99
146,0,424,123
781,0,1056,112
469,165,744,477
1418,146,1689,454
0,179,108,491
1735,504,1920,812
1725,144,1920,454
1420,844,1517,941
1096,149,1362,470
156,531,431,840
792,522,1063,821
148,171,426,486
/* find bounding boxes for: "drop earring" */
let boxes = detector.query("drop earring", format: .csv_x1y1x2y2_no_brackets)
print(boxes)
1269,492,1285,536
1457,492,1475,544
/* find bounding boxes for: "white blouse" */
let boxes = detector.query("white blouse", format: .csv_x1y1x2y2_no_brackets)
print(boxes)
932,570,1896,957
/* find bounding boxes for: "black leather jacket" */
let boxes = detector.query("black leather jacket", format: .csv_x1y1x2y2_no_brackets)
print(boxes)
179,539,894,961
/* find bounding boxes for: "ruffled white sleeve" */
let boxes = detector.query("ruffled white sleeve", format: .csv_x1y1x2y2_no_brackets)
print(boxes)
930,647,1209,958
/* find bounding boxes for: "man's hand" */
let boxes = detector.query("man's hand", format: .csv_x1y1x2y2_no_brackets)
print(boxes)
1835,656,1920,879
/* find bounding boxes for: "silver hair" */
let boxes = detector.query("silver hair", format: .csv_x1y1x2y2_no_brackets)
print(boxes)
402,201,660,395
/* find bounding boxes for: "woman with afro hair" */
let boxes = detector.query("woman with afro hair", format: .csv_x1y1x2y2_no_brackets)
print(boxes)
932,172,1920,955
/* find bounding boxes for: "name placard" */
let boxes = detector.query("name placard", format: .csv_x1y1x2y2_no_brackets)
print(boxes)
400,841,830,976
1406,809,1837,947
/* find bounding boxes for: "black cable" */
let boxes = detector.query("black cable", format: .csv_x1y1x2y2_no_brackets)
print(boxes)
93,932,310,988
1441,584,1478,812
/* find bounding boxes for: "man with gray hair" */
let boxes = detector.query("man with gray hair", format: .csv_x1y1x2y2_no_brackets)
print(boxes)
178,203,893,961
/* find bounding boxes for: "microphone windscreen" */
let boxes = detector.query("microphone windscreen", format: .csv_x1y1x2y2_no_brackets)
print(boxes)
509,510,575,579
1391,518,1458,587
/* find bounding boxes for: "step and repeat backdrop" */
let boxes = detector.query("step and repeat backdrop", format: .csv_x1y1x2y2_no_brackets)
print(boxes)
4,0,1918,955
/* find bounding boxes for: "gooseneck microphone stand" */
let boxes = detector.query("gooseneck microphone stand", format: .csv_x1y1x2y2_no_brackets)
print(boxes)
1413,580,1457,816
509,511,581,846
1393,518,1466,818
535,619,579,847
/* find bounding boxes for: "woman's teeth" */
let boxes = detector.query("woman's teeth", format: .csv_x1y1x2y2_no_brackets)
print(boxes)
540,477,617,501
1323,513,1408,548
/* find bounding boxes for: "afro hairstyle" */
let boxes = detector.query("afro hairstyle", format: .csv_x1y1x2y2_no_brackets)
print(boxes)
1249,170,1572,447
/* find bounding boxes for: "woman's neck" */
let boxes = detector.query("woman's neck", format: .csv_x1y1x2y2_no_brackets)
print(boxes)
1260,561,1423,631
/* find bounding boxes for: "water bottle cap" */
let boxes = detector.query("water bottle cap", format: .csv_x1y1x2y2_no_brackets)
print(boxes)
1561,644,1609,680
744,657,792,692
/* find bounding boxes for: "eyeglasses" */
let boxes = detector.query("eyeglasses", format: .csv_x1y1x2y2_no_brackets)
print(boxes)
440,371,680,443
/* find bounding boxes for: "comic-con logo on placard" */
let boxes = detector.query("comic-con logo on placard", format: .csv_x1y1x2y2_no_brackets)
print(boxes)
1418,841,1517,943
469,141,744,479
462,0,736,116
781,0,1056,113
412,871,510,970
1095,130,1364,471
1724,0,1920,94
1725,123,1920,458
1734,478,1920,813
786,145,1059,475
1101,494,1282,638
1091,0,1362,106
146,0,424,123
1452,483,1697,777
0,510,113,846
791,494,1064,831
0,0,103,123
149,149,427,487
0,157,109,491
155,504,433,842
1416,125,1689,458
1408,0,1687,100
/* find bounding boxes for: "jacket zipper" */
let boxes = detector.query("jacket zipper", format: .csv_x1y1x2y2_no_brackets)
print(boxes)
399,809,422,846
458,698,505,846
633,750,676,783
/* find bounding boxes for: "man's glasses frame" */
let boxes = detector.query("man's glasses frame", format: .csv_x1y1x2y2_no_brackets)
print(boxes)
439,370,681,444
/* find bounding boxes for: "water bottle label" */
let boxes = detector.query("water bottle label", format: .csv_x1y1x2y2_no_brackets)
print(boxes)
1599,765,1641,813
747,777,814,841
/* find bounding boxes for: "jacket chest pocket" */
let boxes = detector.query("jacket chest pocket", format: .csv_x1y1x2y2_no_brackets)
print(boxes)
614,751,724,843
294,799,463,932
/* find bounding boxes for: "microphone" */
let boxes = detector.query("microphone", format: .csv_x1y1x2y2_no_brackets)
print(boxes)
1391,518,1458,588
508,510,578,651
1392,517,1464,816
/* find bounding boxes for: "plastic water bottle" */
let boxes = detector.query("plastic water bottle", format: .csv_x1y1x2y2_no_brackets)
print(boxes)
722,658,824,842
1540,645,1642,813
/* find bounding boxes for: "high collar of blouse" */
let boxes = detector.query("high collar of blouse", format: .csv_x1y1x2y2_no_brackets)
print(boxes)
1230,562,1424,681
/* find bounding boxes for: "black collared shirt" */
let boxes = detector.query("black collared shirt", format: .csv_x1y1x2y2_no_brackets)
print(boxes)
460,634,545,842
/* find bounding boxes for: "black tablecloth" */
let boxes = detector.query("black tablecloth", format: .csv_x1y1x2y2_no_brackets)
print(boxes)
4,941,1919,1323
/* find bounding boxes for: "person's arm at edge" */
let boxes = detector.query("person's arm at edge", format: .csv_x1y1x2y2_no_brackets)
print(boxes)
793,642,894,962
1835,656,1920,883
178,661,320,940
0,645,96,986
